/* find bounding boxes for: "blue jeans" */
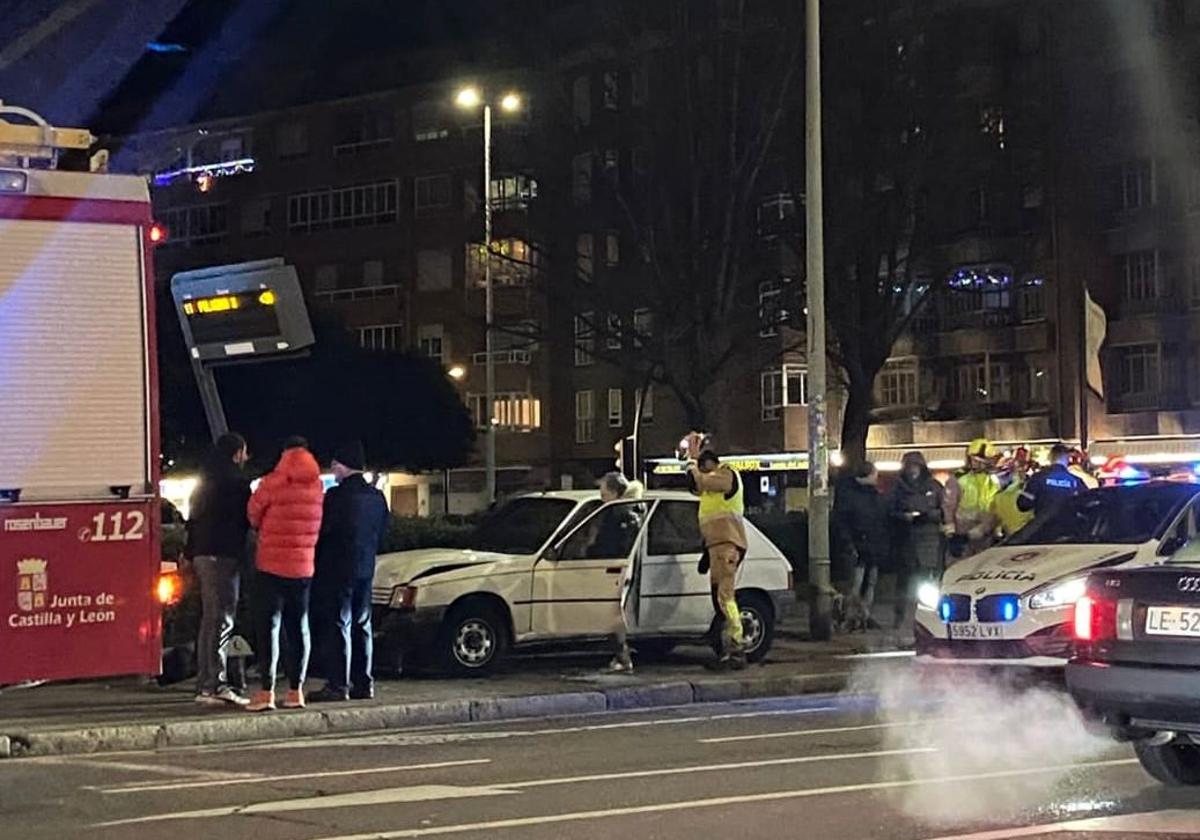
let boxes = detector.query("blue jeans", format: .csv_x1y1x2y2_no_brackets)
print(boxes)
255,572,311,693
326,577,374,694
194,556,241,695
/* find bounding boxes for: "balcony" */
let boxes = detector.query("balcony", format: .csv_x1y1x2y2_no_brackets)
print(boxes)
315,284,402,302
472,349,533,365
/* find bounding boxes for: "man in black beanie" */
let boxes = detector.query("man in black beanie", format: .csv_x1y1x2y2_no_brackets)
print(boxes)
309,441,390,702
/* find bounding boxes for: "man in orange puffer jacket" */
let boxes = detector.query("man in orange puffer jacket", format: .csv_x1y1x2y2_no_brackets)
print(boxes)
245,436,325,712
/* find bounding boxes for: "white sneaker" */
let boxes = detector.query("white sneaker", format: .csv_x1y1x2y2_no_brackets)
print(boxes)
608,656,634,673
194,693,225,708
215,687,251,707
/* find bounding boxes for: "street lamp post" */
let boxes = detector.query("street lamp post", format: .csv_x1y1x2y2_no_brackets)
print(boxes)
457,86,521,504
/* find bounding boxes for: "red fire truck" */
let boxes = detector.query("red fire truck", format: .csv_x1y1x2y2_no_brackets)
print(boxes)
0,102,174,684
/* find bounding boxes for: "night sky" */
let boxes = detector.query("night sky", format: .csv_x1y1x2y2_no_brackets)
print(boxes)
1,0,499,135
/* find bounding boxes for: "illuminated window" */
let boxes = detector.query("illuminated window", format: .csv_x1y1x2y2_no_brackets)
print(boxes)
761,365,807,420
415,175,452,214
468,392,542,431
287,180,398,232
608,388,623,427
358,324,402,352
465,238,538,288
575,313,595,366
575,390,596,443
490,174,538,211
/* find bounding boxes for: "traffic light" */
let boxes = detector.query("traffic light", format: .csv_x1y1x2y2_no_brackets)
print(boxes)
614,436,637,479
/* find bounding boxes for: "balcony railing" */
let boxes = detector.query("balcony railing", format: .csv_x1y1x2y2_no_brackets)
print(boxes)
472,349,533,365
315,284,401,302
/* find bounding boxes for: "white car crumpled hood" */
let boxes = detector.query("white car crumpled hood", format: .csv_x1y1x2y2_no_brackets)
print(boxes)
374,547,513,589
941,542,1140,596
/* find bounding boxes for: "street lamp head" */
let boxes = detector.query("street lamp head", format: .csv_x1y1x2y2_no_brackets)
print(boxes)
455,86,482,109
447,364,467,381
500,92,522,113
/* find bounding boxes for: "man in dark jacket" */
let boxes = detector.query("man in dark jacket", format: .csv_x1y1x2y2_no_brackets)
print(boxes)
186,432,252,707
1019,443,1089,519
309,441,390,702
889,452,945,630
834,461,890,631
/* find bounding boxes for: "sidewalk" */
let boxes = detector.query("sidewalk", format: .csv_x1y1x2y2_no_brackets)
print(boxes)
0,615,903,760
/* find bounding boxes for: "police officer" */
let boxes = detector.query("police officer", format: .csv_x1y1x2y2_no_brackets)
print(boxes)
1019,443,1089,519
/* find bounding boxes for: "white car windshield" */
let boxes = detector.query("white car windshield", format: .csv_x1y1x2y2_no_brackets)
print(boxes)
468,498,580,554
1005,483,1198,546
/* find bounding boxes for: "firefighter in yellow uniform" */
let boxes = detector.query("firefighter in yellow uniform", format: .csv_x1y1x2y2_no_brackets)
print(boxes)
991,448,1035,538
942,438,1002,560
686,435,748,672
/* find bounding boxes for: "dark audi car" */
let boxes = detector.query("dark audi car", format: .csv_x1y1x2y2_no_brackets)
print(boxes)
1067,561,1200,785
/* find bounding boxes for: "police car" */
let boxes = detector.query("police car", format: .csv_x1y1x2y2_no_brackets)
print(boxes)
915,481,1200,666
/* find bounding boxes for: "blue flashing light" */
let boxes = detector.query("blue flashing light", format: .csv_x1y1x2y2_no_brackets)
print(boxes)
147,42,188,54
939,599,952,623
1002,600,1017,622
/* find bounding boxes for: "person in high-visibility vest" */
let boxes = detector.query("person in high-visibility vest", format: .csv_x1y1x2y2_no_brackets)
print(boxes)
942,438,1001,560
991,448,1035,538
686,434,747,672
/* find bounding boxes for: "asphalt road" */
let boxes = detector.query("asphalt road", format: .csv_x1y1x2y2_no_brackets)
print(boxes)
3,665,1200,840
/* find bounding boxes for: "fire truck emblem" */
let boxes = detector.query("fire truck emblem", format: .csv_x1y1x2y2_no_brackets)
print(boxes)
16,558,48,612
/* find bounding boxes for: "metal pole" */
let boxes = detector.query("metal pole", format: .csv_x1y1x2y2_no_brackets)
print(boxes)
191,358,229,442
484,103,497,503
805,0,833,640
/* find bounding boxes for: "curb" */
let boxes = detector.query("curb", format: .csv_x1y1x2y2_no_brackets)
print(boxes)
1,671,850,759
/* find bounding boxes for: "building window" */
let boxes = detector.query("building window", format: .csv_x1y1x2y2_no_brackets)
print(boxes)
572,75,591,127
240,198,271,236
158,204,228,247
761,365,808,420
576,233,594,282
631,65,649,107
949,359,1012,404
469,392,542,431
641,385,655,425
633,308,653,348
418,324,445,361
606,313,622,350
465,238,538,288
876,362,918,408
415,174,452,214
1121,250,1159,302
575,390,596,443
759,280,788,337
334,108,394,155
416,249,452,292
605,231,620,267
1115,158,1155,210
287,180,399,233
276,121,309,159
314,264,338,292
361,259,385,287
412,101,449,142
575,313,595,366
1029,365,1049,404
490,174,538,211
608,388,623,427
572,153,593,205
359,324,402,352
1117,344,1160,398
602,70,620,110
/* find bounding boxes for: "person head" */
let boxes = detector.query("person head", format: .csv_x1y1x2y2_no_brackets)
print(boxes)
214,432,249,467
901,451,927,482
1049,443,1071,466
599,471,629,503
854,460,879,487
697,450,721,474
331,440,366,482
966,438,996,473
283,435,309,451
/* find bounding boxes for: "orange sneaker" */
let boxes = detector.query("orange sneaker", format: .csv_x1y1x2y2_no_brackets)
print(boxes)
246,690,275,712
281,688,305,709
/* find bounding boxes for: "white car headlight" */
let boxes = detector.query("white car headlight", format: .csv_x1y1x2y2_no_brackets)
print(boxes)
917,582,941,611
1027,576,1087,610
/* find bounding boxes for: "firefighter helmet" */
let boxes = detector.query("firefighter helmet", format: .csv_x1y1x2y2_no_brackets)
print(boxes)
966,438,997,461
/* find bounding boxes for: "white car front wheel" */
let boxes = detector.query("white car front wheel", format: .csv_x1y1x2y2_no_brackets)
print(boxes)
439,601,510,676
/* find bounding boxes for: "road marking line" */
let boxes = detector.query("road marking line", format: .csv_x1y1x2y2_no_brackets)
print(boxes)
919,808,1200,839
698,716,977,744
90,747,932,825
93,759,493,794
95,784,519,825
40,757,256,781
305,759,1141,840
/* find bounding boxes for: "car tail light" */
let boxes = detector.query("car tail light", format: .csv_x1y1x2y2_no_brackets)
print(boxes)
1074,594,1116,641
